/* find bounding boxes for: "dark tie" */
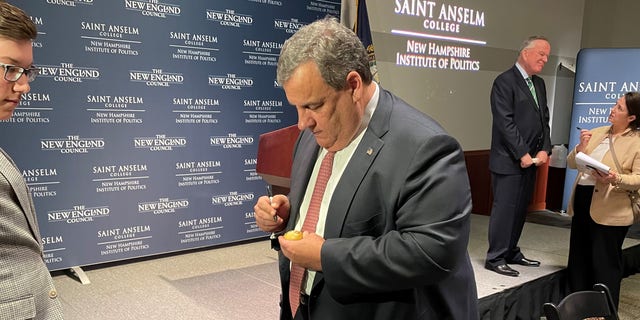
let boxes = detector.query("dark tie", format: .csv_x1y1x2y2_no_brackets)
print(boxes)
526,77,539,107
289,151,335,316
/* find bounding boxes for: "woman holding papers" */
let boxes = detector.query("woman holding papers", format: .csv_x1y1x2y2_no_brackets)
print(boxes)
566,91,640,307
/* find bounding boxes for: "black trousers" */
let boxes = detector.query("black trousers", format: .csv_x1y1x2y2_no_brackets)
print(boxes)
567,185,630,308
486,168,537,265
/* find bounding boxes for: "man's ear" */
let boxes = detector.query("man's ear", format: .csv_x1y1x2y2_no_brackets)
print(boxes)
346,71,362,101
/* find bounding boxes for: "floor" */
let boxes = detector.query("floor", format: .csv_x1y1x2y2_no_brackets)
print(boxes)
51,214,640,320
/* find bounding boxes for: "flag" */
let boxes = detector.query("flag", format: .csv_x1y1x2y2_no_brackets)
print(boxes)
340,0,356,29
342,0,379,83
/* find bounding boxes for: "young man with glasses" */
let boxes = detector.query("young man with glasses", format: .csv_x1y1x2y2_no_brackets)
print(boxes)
0,2,64,319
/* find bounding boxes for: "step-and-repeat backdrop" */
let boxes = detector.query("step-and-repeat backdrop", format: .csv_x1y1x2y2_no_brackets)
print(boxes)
3,0,341,271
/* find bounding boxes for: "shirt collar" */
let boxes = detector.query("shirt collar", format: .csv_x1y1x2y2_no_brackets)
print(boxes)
515,62,529,80
364,81,379,125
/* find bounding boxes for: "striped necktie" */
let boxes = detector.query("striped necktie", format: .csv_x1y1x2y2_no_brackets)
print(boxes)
526,77,539,107
288,151,335,316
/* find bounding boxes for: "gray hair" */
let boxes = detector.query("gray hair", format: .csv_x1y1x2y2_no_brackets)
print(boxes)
519,35,548,53
276,16,372,90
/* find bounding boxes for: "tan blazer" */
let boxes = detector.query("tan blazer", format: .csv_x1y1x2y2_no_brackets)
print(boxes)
567,125,640,226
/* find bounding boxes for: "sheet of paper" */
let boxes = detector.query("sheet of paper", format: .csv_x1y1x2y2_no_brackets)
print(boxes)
575,152,610,174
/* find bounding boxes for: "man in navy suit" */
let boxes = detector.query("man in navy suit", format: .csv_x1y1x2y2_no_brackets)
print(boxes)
485,36,552,277
254,17,478,320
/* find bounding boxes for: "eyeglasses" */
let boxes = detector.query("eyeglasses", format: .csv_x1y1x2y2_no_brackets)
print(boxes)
0,62,40,82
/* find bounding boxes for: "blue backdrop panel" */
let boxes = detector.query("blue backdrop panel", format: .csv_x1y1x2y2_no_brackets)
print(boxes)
3,0,341,271
563,48,640,210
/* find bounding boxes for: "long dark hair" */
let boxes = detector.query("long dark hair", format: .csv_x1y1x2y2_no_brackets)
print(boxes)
625,91,640,130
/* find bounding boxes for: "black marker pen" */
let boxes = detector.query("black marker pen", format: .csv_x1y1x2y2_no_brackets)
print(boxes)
266,184,277,222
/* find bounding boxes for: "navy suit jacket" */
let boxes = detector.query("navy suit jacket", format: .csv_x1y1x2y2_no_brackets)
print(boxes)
489,66,552,175
278,88,478,320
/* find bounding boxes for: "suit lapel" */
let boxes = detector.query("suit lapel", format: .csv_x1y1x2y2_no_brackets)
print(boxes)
323,88,391,239
323,131,382,239
512,67,539,111
0,148,41,243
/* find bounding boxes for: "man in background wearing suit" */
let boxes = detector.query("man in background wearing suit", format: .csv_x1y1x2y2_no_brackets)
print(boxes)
485,36,552,277
253,17,478,320
0,2,64,319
